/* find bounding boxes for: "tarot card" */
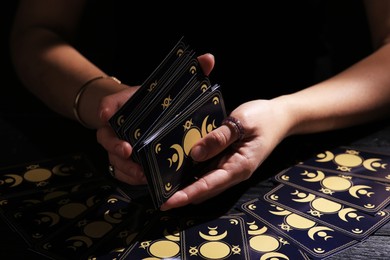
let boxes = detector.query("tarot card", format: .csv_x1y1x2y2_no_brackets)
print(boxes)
240,197,360,259
180,214,251,259
239,213,311,260
274,165,390,214
136,85,227,208
118,212,185,260
263,184,390,240
6,184,114,246
134,77,212,152
0,153,102,198
85,201,157,260
33,188,139,260
121,57,206,153
299,146,390,183
0,179,107,215
109,37,191,138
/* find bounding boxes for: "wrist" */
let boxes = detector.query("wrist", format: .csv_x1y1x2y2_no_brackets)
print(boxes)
74,76,124,129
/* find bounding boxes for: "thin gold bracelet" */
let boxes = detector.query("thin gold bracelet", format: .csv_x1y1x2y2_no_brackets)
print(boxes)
73,75,121,128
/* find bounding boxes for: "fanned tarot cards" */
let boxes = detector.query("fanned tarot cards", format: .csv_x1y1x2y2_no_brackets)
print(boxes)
109,37,227,208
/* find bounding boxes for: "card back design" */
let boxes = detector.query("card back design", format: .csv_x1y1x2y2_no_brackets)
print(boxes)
0,153,101,198
240,198,359,259
263,184,390,240
300,147,390,183
136,86,227,208
274,165,390,214
180,214,250,259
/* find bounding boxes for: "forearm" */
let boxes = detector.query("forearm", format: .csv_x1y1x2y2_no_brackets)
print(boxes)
10,27,125,128
274,42,390,136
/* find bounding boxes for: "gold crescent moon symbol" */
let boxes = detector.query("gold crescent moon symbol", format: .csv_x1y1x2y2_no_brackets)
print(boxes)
200,83,208,92
248,204,257,210
38,212,60,226
3,174,24,187
338,208,358,221
155,143,162,154
349,185,372,198
201,116,210,137
260,252,289,260
199,230,228,241
303,170,325,182
163,228,180,242
363,158,382,171
248,225,268,236
52,164,72,176
292,193,316,203
308,226,333,240
352,228,364,234
190,65,197,74
315,151,334,162
269,209,291,216
170,144,184,171
134,129,141,140
314,248,326,253
116,115,124,126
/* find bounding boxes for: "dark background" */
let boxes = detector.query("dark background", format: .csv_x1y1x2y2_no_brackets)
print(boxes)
1,1,389,259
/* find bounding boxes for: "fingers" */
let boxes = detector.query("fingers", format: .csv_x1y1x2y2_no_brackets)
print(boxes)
160,154,249,211
98,86,140,123
190,116,245,162
108,153,147,185
97,125,147,185
96,126,132,158
197,53,215,76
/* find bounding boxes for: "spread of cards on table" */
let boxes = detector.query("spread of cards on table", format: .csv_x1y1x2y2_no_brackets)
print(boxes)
1,147,390,258
1,37,390,259
109,37,227,209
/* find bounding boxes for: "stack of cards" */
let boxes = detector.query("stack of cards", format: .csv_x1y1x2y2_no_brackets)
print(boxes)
240,146,390,259
0,153,156,259
2,37,389,259
119,211,311,260
109,37,227,209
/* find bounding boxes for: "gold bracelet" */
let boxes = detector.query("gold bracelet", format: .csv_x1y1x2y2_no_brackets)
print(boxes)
73,75,121,128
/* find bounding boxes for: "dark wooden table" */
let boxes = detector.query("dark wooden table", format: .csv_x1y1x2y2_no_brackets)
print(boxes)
1,101,389,259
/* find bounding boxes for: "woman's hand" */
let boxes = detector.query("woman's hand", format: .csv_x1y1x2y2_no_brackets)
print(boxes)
160,98,293,211
96,53,216,185
96,85,148,184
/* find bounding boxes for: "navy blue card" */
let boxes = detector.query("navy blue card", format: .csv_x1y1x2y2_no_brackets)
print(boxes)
0,180,106,215
136,85,227,208
7,184,114,246
264,184,390,240
240,198,360,259
34,189,137,260
240,213,311,260
274,165,390,214
0,153,101,198
122,57,206,152
118,213,184,260
109,37,191,138
299,146,390,183
180,214,251,259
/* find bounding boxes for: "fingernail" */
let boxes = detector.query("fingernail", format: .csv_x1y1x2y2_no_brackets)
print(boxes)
191,145,206,161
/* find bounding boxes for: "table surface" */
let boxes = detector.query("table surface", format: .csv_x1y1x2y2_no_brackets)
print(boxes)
1,106,389,259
